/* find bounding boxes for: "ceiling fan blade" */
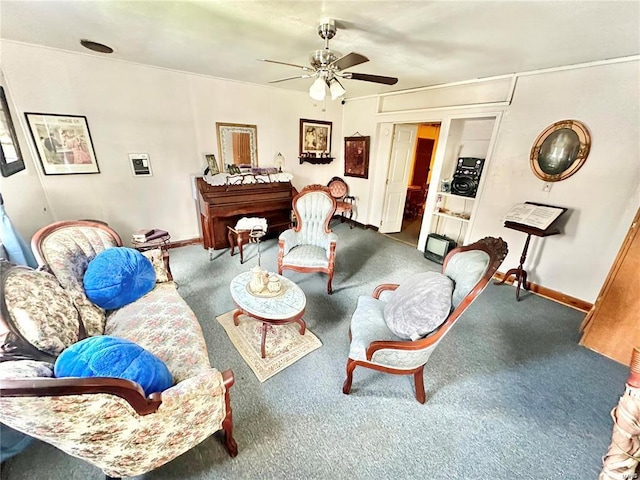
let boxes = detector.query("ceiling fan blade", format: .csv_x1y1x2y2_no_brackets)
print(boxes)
269,74,313,84
343,72,398,85
259,59,314,72
330,52,369,71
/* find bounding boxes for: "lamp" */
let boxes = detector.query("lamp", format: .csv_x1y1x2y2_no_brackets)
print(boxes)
309,76,326,101
274,152,285,172
329,78,346,100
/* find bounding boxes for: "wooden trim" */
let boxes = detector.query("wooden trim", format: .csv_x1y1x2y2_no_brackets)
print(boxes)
0,368,236,422
492,271,592,313
31,220,123,266
167,237,202,249
0,377,163,415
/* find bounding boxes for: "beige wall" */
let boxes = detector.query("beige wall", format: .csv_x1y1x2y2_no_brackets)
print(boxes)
342,59,640,303
0,41,345,243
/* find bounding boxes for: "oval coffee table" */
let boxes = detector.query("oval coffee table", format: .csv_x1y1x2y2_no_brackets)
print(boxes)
229,271,306,358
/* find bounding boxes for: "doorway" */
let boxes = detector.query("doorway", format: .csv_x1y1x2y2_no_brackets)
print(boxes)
383,123,441,246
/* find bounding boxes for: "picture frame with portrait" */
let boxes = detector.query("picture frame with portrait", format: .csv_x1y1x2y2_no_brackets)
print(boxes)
344,135,370,179
24,113,99,175
299,119,332,156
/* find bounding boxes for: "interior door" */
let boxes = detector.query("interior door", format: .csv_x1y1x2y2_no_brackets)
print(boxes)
379,124,418,233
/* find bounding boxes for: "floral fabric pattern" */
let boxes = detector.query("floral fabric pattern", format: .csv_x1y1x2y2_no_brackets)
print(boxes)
105,283,211,383
0,360,54,379
1,222,232,477
141,248,170,283
4,268,80,356
39,226,119,336
0,369,227,478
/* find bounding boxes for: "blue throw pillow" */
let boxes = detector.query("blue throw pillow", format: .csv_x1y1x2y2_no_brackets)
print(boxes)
84,247,156,310
54,336,173,396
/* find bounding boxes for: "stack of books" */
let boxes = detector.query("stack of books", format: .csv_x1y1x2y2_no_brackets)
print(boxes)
132,229,169,244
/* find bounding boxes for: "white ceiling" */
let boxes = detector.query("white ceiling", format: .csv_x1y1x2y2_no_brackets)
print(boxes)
1,1,639,98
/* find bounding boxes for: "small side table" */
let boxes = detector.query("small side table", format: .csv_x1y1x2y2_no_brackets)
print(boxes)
132,233,173,281
229,271,306,358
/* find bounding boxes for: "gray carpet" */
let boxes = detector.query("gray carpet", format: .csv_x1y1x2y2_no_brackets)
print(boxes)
1,222,628,479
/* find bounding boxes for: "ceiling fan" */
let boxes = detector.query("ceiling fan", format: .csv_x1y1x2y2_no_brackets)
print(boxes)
260,18,398,101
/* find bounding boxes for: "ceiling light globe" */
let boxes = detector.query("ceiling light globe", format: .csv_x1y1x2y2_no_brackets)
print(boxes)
329,79,346,100
309,77,326,101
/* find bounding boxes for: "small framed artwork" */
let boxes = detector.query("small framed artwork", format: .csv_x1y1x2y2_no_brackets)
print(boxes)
299,118,332,156
344,135,370,178
24,113,99,175
205,153,219,175
129,153,152,176
0,86,25,177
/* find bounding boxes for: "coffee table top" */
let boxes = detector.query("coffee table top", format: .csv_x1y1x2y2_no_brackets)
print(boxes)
230,271,305,320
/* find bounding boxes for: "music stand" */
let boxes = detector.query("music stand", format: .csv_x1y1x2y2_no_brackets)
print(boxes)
494,201,567,301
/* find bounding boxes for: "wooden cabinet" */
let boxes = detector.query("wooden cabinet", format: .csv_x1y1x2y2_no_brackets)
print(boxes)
580,208,640,366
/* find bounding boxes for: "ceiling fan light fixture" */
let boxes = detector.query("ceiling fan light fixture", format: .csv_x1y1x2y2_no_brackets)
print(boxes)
329,78,346,100
309,76,326,101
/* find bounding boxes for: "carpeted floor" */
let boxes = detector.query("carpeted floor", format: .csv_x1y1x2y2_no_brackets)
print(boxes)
1,222,628,479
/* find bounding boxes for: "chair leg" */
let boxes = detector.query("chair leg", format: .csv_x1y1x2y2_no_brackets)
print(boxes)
349,210,354,229
106,476,121,480
327,272,333,295
222,408,238,457
342,358,357,394
414,366,426,404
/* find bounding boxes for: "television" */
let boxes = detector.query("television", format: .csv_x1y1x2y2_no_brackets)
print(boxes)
424,233,457,264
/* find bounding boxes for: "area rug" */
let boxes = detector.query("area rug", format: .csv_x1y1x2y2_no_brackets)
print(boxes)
216,310,322,382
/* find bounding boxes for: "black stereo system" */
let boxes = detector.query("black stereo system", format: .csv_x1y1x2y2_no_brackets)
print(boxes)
451,157,485,198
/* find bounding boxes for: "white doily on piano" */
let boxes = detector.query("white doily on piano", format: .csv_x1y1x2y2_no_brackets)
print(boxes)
204,172,293,186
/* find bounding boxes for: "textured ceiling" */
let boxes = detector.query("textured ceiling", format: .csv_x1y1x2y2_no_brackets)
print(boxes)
1,1,639,98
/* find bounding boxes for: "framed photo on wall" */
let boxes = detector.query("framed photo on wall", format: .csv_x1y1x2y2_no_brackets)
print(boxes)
299,118,332,156
344,135,370,178
0,86,25,177
24,113,100,175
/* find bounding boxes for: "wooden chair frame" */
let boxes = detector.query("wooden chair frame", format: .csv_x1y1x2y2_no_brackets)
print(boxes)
327,176,356,229
278,185,337,294
343,237,508,403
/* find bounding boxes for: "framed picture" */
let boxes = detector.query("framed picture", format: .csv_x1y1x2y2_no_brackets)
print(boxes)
204,153,219,175
0,86,25,177
299,118,332,156
24,113,100,175
344,135,370,178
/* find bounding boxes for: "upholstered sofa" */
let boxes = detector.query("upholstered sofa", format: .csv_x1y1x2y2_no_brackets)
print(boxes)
0,220,237,479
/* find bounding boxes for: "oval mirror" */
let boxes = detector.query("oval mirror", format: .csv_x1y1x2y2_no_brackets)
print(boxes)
530,120,590,182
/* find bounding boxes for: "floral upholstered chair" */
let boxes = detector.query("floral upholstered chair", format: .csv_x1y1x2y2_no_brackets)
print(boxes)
0,220,237,479
278,185,337,294
343,237,508,403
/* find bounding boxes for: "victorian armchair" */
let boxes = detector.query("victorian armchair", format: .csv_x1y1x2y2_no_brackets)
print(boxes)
327,176,356,228
343,237,508,403
278,185,337,294
0,220,237,479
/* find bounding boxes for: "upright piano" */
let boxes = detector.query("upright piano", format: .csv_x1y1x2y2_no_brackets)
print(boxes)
195,177,296,250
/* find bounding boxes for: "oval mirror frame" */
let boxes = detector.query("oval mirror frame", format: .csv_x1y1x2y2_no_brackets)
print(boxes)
529,119,591,182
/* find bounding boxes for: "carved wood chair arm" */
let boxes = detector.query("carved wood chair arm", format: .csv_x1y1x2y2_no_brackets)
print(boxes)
372,283,399,299
366,335,441,361
0,377,162,415
344,195,356,204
